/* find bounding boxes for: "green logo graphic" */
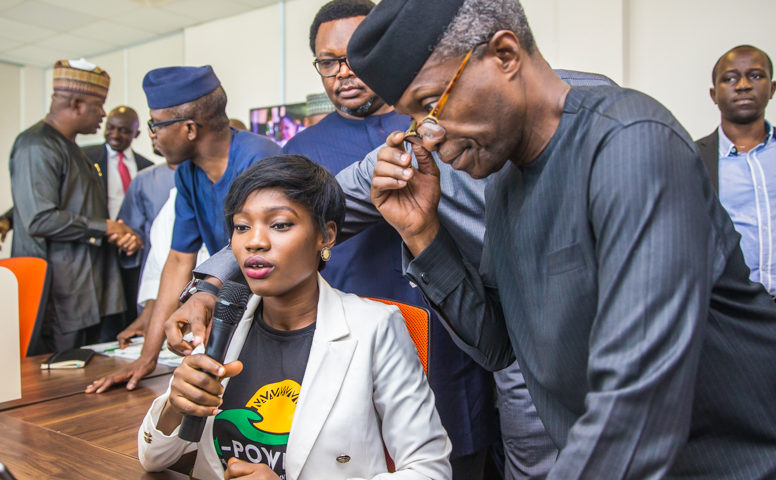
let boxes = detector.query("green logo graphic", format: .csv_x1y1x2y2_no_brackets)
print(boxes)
215,409,290,446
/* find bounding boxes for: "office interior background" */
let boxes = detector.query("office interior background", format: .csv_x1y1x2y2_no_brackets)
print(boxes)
1,0,774,255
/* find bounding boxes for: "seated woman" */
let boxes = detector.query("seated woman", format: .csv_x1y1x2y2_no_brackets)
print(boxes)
137,154,451,480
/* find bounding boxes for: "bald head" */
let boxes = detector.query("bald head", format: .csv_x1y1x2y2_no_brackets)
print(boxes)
710,45,776,127
712,45,773,84
108,105,139,125
105,105,140,153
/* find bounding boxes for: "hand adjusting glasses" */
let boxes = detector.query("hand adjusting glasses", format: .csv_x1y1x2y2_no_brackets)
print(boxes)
147,117,202,134
403,47,477,147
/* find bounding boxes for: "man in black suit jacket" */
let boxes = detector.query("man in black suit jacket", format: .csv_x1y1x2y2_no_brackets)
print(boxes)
82,106,154,219
696,45,776,297
83,105,154,330
696,45,775,189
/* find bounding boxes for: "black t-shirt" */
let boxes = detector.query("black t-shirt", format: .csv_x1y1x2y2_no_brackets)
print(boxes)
211,305,315,478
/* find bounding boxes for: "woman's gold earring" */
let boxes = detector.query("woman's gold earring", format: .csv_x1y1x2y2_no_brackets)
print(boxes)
321,247,331,262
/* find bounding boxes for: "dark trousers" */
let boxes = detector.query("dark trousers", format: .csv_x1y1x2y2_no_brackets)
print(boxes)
121,265,141,323
41,302,125,353
451,449,487,480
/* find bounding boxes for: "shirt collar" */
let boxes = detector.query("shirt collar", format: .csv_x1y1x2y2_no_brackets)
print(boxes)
106,144,132,159
718,121,774,157
765,120,774,144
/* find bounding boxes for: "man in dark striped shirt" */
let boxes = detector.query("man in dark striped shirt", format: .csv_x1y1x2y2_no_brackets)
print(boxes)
352,0,776,478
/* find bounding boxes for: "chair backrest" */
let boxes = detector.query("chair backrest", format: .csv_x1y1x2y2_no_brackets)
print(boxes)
0,257,50,357
364,297,431,474
363,297,430,377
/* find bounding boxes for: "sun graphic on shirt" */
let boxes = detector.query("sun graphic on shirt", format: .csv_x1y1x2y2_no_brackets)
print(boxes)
245,379,301,434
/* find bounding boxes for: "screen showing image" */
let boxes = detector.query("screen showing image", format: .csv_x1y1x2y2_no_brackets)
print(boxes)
250,103,306,147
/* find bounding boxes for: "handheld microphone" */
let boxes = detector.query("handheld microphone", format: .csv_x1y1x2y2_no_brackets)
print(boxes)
178,280,252,442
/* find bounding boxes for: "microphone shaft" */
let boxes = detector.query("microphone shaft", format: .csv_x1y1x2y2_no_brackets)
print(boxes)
178,316,239,442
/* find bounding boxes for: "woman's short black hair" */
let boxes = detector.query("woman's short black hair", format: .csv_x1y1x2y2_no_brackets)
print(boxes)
224,154,346,245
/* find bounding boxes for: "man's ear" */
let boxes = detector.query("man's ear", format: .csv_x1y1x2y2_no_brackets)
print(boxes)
185,121,198,141
487,30,522,77
769,81,776,100
709,87,718,105
71,97,85,113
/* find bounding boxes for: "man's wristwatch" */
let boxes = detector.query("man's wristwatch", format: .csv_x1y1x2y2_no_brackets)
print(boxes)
179,277,220,303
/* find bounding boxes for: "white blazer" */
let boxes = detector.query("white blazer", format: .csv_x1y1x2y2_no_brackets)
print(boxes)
138,275,452,480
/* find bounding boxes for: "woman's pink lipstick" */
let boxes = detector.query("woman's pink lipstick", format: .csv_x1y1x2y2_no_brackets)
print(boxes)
243,255,275,279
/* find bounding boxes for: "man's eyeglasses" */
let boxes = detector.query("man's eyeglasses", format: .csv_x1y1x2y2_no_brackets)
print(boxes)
313,56,350,78
404,48,476,147
147,117,201,134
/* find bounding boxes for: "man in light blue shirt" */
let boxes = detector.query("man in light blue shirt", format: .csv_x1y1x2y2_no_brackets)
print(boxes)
696,44,776,295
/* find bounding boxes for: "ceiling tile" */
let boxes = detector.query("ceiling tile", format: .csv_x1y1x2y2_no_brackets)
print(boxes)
112,6,197,34
0,33,23,51
128,0,178,6
0,0,283,67
0,16,55,42
0,35,21,51
1,44,77,67
37,33,117,56
161,0,252,22
2,1,98,32
232,0,277,8
0,0,24,12
69,20,153,45
38,0,137,18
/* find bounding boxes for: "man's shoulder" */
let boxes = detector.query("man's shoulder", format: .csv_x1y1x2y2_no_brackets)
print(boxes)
81,143,104,154
13,121,52,147
555,69,617,88
695,130,718,147
133,151,155,170
572,87,685,134
133,163,173,185
232,129,282,157
11,121,66,159
81,143,106,161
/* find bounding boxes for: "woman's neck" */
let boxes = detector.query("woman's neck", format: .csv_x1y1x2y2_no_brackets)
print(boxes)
261,280,319,331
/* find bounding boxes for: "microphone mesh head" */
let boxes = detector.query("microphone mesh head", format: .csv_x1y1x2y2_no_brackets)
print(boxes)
213,280,253,324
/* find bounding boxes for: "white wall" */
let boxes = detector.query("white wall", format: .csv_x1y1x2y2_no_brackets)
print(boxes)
522,0,776,138
0,62,26,257
626,0,776,138
0,63,21,213
183,0,324,125
3,0,776,256
75,33,185,158
523,0,625,85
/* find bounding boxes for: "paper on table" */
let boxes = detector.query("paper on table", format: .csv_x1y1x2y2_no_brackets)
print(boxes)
85,338,183,367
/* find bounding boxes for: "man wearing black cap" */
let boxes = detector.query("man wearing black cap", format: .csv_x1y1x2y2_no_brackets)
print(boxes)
349,0,776,478
277,1,500,478
9,59,142,353
86,65,280,393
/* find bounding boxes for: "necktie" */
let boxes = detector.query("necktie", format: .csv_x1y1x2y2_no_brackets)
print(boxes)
117,151,132,193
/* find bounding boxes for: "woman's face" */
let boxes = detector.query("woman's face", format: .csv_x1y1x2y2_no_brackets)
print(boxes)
231,188,335,300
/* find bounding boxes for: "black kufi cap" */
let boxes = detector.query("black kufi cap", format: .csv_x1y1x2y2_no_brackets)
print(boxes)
347,0,466,106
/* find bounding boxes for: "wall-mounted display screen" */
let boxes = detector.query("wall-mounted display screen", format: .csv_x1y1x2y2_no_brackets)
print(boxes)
249,103,306,147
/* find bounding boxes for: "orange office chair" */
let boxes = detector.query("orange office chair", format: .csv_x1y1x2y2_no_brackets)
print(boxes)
364,297,432,475
364,296,430,377
0,257,50,357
